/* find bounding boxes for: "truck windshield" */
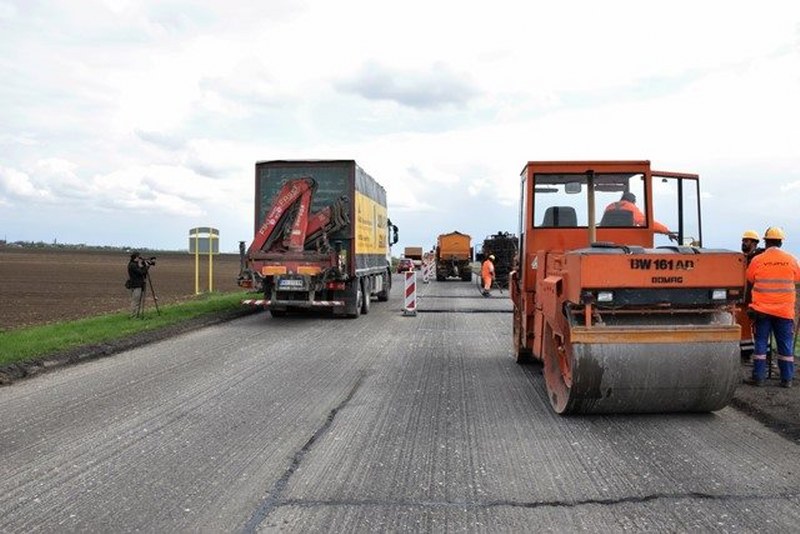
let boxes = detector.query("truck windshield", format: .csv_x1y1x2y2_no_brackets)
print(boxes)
532,172,647,229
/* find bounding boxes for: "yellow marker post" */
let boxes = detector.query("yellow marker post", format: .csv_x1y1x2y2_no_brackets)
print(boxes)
189,227,219,294
194,232,200,294
208,232,216,292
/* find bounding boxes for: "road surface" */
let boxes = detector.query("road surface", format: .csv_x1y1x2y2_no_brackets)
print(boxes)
1,274,799,532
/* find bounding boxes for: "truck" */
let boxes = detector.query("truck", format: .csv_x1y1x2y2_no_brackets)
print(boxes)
477,231,518,289
238,160,399,318
403,246,423,269
435,231,473,281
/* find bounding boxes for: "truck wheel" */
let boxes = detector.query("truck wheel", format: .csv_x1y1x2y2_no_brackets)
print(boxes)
376,271,390,302
345,282,362,318
361,279,370,314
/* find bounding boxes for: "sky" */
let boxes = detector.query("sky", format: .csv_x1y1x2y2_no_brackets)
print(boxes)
1,0,799,256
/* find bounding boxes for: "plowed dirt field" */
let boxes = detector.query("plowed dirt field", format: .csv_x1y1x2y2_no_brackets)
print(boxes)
0,248,243,330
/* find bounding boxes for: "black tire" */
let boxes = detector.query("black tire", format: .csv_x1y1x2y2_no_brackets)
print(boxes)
361,280,370,315
376,271,390,302
265,287,286,317
345,282,362,318
515,348,532,364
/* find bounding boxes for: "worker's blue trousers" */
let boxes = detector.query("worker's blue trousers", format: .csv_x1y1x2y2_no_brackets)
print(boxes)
752,314,795,382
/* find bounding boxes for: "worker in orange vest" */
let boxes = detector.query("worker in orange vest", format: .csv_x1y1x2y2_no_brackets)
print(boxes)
481,254,495,297
746,226,800,387
741,229,764,266
604,192,672,235
739,230,766,361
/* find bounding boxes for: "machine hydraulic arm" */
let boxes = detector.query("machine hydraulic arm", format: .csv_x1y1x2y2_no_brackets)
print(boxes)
247,177,348,255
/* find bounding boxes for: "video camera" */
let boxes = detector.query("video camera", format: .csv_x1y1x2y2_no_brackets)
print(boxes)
137,255,156,267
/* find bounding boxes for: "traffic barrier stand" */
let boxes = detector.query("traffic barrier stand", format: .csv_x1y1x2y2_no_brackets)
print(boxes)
422,261,430,284
403,270,417,316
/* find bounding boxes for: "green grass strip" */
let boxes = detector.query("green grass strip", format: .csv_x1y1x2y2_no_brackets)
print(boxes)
0,292,253,366
2,293,797,367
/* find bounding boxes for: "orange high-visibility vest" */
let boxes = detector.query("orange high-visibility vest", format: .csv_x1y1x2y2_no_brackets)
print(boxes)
746,246,800,319
606,200,645,225
481,259,494,280
604,201,670,234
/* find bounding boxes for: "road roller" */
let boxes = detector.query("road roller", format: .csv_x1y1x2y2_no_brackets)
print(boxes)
510,161,746,414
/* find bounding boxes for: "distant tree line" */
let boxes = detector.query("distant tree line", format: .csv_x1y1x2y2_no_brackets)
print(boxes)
0,240,166,253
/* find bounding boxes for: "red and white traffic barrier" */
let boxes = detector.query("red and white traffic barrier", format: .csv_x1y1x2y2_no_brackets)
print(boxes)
241,299,344,308
241,299,268,307
422,261,433,283
403,270,417,316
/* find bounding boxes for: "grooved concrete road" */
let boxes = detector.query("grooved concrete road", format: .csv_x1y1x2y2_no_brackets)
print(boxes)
2,275,799,532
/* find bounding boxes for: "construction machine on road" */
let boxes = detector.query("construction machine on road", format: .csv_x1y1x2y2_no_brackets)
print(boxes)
238,160,398,318
403,246,424,270
435,231,473,281
478,231,518,289
510,160,745,414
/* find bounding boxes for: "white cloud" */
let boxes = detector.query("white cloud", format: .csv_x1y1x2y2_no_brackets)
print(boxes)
782,182,800,192
0,1,799,252
0,166,54,201
336,61,479,109
0,1,16,20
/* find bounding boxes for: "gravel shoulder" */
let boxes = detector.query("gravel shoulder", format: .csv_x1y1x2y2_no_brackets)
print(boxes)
732,358,800,442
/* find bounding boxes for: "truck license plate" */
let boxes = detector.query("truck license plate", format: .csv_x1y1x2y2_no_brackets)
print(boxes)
279,279,304,289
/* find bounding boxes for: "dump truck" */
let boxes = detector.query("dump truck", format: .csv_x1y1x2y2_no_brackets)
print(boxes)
404,246,423,269
510,160,745,414
435,231,473,281
238,160,398,317
478,231,518,289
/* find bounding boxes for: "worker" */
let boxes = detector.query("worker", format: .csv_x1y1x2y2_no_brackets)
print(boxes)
741,228,766,308
739,230,766,361
741,229,764,266
746,226,800,387
481,254,495,297
604,192,672,235
126,252,148,318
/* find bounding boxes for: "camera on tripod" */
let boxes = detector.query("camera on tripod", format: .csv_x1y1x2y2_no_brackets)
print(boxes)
144,256,157,266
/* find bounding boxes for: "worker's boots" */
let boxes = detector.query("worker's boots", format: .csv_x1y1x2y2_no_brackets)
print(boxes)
776,358,794,389
750,357,768,386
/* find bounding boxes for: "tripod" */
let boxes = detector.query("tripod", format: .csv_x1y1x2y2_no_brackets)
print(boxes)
135,270,160,318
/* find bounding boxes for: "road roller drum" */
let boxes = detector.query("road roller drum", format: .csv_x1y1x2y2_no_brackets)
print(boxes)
542,316,742,414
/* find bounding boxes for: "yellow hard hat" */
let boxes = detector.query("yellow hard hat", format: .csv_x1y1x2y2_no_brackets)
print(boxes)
763,226,786,240
741,230,760,241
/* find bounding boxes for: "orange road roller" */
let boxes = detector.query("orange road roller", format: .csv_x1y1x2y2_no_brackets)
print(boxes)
510,161,746,414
